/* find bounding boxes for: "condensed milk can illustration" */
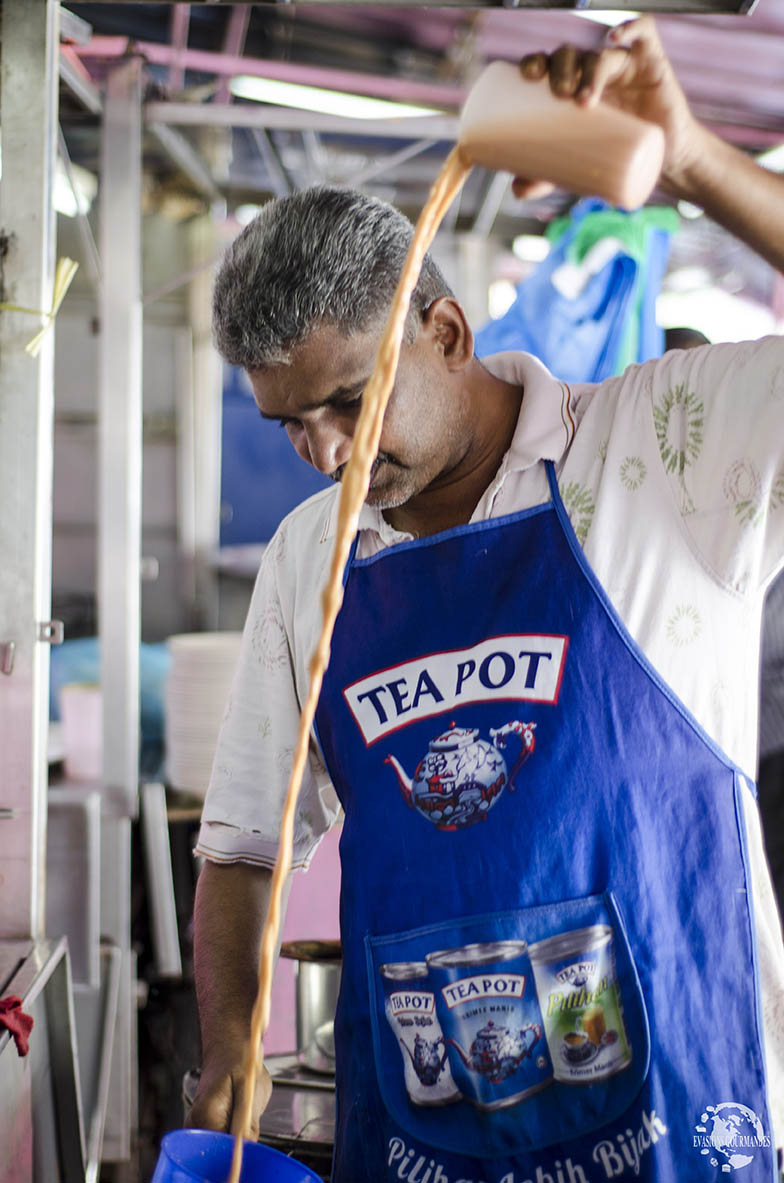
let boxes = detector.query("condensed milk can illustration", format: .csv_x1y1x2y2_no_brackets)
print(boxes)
426,941,552,1109
528,925,632,1084
380,962,461,1106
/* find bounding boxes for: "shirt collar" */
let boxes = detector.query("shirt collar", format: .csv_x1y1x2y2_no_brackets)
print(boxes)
322,350,576,545
482,350,576,473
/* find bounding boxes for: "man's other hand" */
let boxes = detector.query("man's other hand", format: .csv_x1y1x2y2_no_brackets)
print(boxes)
186,1059,273,1141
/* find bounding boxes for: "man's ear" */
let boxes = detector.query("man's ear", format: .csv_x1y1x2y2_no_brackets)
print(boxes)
421,297,474,371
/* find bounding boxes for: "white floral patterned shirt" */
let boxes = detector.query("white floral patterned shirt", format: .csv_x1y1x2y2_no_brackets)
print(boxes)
196,338,784,1142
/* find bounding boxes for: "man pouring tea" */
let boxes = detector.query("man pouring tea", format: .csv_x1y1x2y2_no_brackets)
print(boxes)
189,18,784,1182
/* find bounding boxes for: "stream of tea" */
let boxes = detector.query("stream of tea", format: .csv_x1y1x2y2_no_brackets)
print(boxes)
227,144,473,1183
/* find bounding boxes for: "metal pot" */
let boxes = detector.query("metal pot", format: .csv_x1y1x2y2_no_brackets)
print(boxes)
281,940,341,1075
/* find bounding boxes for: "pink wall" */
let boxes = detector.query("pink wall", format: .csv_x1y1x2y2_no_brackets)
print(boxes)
264,823,342,1054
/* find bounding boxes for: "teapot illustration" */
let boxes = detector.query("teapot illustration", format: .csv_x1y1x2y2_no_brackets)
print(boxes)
385,720,536,830
448,1020,542,1083
401,1033,449,1086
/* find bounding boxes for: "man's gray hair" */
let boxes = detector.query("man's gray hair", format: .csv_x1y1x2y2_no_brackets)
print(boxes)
212,186,454,370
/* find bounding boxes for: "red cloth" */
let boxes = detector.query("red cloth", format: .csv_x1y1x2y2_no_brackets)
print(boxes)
0,995,34,1057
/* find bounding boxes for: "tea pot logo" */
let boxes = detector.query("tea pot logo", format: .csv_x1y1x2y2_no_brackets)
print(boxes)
400,1033,449,1087
385,720,536,830
447,1020,542,1083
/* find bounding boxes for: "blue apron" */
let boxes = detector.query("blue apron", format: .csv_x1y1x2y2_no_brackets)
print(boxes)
314,463,775,1183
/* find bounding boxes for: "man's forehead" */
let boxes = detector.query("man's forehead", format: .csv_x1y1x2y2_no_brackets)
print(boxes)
248,323,378,409
279,321,376,372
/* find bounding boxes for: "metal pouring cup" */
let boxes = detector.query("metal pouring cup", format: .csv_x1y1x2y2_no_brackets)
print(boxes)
280,940,341,1075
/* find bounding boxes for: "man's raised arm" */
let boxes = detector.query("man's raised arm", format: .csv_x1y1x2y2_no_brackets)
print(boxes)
515,15,784,274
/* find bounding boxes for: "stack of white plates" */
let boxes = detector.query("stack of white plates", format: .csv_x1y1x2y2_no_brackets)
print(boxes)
165,632,243,795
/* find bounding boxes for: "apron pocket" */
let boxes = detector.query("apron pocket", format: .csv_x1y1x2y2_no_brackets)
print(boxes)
365,891,650,1158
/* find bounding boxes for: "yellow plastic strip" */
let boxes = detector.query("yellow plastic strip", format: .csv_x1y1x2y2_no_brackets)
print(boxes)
0,257,79,358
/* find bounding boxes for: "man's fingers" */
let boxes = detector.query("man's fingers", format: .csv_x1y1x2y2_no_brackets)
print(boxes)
187,1083,232,1133
519,52,548,82
228,1064,274,1142
186,1063,272,1139
519,44,631,107
548,45,585,98
576,47,635,106
607,13,660,51
230,1101,259,1143
519,18,660,109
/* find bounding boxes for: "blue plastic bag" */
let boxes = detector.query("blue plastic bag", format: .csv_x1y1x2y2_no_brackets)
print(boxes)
475,199,678,383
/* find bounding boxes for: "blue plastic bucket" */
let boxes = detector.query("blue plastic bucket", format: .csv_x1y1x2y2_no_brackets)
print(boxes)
151,1129,323,1183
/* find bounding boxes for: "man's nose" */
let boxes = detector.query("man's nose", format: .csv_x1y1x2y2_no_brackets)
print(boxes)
301,422,353,476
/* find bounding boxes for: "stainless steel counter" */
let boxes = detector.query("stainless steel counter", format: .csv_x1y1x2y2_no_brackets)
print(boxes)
0,939,84,1183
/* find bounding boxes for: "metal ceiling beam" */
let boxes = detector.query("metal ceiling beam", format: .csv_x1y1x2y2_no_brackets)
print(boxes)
59,4,92,45
215,6,251,105
351,138,436,187
249,128,293,196
301,129,327,185
71,0,757,8
73,24,783,131
145,96,780,156
472,170,509,235
59,44,103,114
168,4,190,93
147,121,223,202
146,100,459,141
473,10,781,85
707,123,783,149
76,37,467,109
666,69,784,118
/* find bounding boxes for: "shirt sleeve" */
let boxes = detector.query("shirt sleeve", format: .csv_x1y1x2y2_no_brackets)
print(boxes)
649,336,784,594
195,523,341,870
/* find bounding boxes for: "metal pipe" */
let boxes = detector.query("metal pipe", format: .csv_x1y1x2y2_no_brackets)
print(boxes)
301,128,326,185
168,4,191,93
351,137,436,186
77,36,467,108
472,170,509,236
59,45,103,115
215,6,251,105
148,121,224,203
98,54,143,1162
146,100,459,141
0,0,59,942
140,784,183,979
249,128,293,196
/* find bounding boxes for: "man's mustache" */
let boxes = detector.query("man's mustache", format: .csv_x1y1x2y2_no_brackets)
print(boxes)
329,452,403,484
